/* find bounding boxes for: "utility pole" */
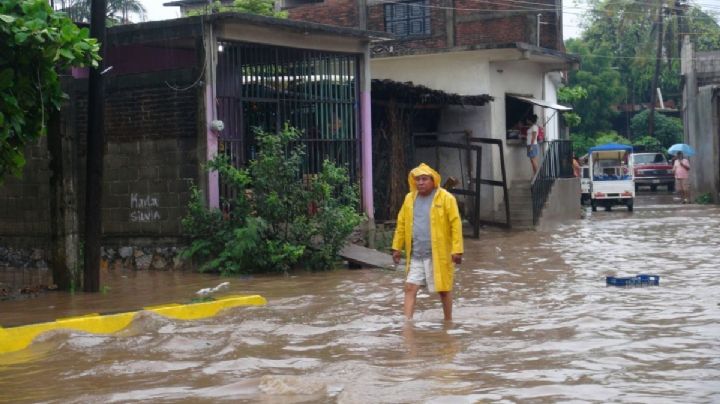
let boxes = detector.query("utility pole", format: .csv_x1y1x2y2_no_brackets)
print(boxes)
648,5,664,138
84,0,107,292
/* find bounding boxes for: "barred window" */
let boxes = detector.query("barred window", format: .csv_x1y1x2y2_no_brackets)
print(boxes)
384,0,431,38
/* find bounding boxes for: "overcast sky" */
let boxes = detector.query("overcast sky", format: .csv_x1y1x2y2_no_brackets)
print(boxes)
140,0,585,40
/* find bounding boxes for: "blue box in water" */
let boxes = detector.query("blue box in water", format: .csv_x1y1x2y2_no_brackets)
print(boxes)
606,274,660,286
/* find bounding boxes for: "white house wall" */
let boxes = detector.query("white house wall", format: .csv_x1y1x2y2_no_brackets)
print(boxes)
372,53,560,220
372,53,495,218
489,60,545,186
435,105,493,220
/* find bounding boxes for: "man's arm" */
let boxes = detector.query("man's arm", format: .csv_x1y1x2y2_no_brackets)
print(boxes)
391,199,407,264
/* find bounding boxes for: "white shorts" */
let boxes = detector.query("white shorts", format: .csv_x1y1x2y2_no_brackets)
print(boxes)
406,257,435,292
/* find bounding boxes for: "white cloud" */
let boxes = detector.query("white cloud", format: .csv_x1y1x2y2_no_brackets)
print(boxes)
142,0,181,21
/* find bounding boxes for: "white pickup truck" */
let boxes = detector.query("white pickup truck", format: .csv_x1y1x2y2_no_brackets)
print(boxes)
588,143,635,212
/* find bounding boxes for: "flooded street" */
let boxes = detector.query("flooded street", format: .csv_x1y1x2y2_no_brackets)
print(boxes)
1,192,719,403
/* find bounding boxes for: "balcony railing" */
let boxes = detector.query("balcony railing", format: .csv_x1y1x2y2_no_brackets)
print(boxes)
530,140,573,225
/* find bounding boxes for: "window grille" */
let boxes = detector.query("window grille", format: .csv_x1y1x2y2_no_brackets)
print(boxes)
384,0,431,38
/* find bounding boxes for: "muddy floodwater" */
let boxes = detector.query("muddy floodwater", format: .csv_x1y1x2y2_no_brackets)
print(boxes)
1,194,719,403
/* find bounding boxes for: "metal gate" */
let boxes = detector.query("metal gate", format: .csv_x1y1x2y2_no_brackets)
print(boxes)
216,42,360,194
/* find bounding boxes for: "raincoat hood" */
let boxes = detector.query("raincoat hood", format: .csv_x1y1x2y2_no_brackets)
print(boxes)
408,163,441,192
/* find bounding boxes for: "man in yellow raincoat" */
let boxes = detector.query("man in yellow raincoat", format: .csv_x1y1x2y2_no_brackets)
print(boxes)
392,163,463,321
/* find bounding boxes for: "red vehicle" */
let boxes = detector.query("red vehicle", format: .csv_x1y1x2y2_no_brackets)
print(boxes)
630,152,675,192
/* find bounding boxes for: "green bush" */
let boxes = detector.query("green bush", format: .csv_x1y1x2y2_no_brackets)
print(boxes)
181,126,363,275
630,110,683,149
594,131,631,146
695,193,713,205
632,135,663,152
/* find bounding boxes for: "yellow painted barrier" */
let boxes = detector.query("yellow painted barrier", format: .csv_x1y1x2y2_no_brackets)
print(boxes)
0,294,266,355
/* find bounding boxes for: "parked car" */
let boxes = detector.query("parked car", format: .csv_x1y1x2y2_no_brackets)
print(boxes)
630,152,675,192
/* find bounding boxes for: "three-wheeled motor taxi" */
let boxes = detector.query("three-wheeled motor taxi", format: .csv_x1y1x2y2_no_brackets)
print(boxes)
588,143,635,212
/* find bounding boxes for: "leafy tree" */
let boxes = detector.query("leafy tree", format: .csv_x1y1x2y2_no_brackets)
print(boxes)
630,110,682,148
632,135,662,152
571,132,596,157
577,0,720,134
0,0,100,181
53,0,146,24
182,126,363,275
594,130,631,146
557,85,588,128
565,38,626,135
188,0,288,18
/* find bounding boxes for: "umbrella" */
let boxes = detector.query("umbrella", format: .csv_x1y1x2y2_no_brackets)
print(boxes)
668,143,695,157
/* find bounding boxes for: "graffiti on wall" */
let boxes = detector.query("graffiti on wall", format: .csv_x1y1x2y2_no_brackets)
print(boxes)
130,193,160,222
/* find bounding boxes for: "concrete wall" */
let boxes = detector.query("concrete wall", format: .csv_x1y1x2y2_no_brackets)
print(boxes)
691,86,720,202
0,69,201,253
489,59,545,185
0,139,52,249
537,177,581,231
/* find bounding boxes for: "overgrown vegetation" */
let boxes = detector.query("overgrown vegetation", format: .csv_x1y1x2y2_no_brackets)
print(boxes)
181,126,363,275
695,193,712,205
0,0,100,181
565,0,720,156
187,0,288,18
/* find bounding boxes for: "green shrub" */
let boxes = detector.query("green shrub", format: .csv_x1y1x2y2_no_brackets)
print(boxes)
632,135,663,152
630,110,683,149
181,126,363,275
695,193,713,205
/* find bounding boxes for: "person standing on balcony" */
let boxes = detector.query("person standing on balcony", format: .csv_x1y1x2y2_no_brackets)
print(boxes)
526,114,539,175
672,151,691,203
392,163,463,322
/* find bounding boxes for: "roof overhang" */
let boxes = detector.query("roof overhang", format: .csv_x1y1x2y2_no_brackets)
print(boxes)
106,13,391,53
372,42,580,70
372,79,493,107
508,94,572,111
210,13,391,53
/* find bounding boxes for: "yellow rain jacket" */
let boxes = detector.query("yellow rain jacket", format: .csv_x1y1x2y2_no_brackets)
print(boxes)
391,163,464,292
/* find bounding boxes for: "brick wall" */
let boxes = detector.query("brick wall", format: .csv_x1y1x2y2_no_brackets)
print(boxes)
288,0,563,53
287,0,359,27
85,71,201,242
0,69,201,251
0,138,52,248
455,15,529,46
367,0,449,53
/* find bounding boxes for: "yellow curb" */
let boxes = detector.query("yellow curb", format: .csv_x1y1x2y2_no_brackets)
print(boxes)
0,295,266,355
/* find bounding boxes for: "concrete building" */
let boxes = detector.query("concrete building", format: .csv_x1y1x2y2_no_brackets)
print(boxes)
0,14,379,275
165,2,581,228
681,37,720,203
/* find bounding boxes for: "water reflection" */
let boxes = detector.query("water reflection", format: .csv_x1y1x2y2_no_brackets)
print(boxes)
1,198,719,403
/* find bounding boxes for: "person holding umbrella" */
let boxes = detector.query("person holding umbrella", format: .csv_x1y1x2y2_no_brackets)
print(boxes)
672,151,691,204
668,143,695,204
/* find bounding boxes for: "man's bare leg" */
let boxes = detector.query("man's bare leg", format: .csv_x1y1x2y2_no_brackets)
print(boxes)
439,291,452,321
404,283,421,319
